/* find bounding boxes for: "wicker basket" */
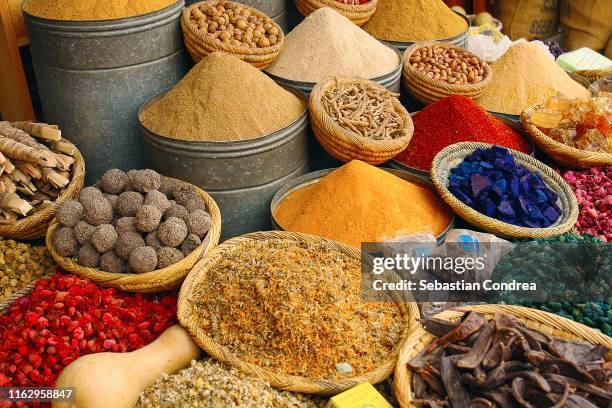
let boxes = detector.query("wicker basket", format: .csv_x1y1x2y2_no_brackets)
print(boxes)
295,0,377,26
0,148,85,240
430,142,579,239
309,77,414,165
178,230,420,395
402,42,492,105
393,304,612,408
574,68,612,83
45,181,221,293
521,104,612,169
181,1,285,69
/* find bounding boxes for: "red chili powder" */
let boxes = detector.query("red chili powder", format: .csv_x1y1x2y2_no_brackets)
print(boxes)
395,95,532,171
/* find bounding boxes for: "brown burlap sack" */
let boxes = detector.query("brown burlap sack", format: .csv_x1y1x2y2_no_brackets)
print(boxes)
491,0,560,40
561,0,612,51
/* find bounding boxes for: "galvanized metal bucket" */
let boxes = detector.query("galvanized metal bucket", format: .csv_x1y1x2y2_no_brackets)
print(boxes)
138,86,310,241
384,12,470,53
265,44,403,96
24,0,190,184
270,167,456,245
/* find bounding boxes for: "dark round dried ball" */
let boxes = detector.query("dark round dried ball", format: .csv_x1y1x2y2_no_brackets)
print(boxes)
184,197,207,213
115,231,146,261
181,233,201,256
56,199,83,228
82,195,113,226
100,251,126,273
74,221,96,245
157,246,185,269
52,227,78,257
116,191,144,217
172,183,197,205
128,169,161,193
187,209,212,239
76,243,100,268
159,176,181,196
145,231,162,249
99,169,129,195
157,217,188,247
164,204,189,222
90,224,118,253
144,190,171,213
104,194,118,212
129,246,158,273
115,217,137,234
135,205,162,233
78,186,104,205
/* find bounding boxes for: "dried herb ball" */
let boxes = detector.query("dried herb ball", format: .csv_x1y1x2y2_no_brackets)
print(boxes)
115,217,137,234
115,231,146,261
145,231,162,249
78,186,104,205
82,195,114,226
184,197,207,213
181,233,201,256
157,217,188,247
74,221,96,245
52,227,78,257
159,176,181,196
99,169,129,195
164,204,189,222
129,246,158,273
135,205,162,233
104,194,118,212
172,183,198,205
187,209,212,239
76,243,100,268
90,224,118,253
157,246,185,269
116,191,144,217
56,199,83,228
144,190,171,213
100,251,126,274
128,169,161,193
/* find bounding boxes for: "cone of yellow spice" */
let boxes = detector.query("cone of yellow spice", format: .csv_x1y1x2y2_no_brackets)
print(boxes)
24,0,177,21
274,161,452,247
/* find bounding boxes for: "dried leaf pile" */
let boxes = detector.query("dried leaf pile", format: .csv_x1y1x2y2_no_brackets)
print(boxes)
0,121,76,224
321,80,408,141
190,239,405,379
136,359,324,408
409,312,612,407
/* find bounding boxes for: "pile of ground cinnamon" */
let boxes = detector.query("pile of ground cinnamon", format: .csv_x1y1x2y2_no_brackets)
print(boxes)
140,52,306,142
24,0,177,21
274,160,452,247
479,42,591,115
265,8,399,83
362,0,467,42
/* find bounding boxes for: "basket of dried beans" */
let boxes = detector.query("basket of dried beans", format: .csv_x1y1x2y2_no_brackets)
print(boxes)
309,76,414,165
393,304,612,408
181,0,285,69
178,230,419,395
295,0,377,27
0,121,85,240
402,42,492,105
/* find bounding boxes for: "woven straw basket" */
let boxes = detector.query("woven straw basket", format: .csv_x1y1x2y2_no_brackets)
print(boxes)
295,0,377,26
393,304,612,408
309,77,414,165
574,68,612,83
402,42,492,105
181,1,285,69
178,230,420,395
430,142,579,239
45,181,221,293
0,148,85,240
521,104,612,169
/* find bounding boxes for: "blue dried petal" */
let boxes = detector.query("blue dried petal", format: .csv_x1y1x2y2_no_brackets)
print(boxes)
528,207,543,221
498,200,515,217
543,205,560,223
511,176,519,196
535,189,548,203
471,173,491,197
524,218,543,228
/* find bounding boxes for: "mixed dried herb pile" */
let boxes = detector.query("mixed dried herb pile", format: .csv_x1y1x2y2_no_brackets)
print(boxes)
321,80,408,141
409,311,612,407
189,239,405,379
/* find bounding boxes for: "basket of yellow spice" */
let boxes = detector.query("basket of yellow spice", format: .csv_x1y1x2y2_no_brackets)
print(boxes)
178,230,419,395
271,161,455,247
181,0,285,69
295,0,378,27
402,42,492,105
309,77,414,165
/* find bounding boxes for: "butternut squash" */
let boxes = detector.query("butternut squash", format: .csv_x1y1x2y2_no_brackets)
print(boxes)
53,325,201,408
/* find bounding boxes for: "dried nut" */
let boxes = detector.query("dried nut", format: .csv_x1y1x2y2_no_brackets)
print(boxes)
411,45,486,85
